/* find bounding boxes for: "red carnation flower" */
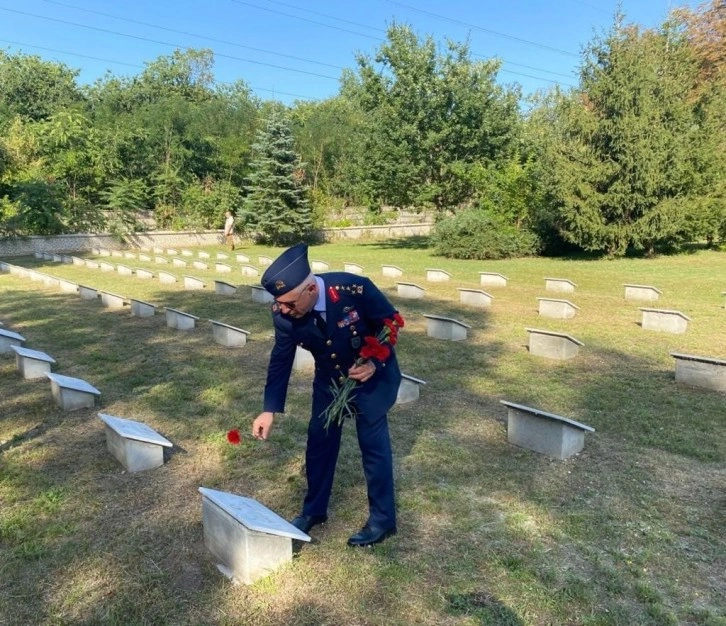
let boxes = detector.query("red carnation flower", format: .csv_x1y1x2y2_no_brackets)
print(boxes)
227,429,241,445
393,312,405,328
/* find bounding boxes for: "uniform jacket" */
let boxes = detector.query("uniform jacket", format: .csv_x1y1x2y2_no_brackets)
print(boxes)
263,272,402,420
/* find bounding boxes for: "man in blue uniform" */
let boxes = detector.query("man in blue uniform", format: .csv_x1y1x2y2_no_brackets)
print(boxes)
252,243,401,547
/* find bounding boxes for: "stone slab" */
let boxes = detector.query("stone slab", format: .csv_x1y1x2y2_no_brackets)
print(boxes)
251,285,274,304
135,268,154,280
258,256,273,267
181,249,194,257
240,265,260,277
123,252,136,259
212,252,224,259
397,282,425,299
537,298,579,319
165,307,199,330
381,265,403,278
344,262,364,274
293,345,315,371
46,372,100,411
426,268,451,282
210,320,250,347
624,284,662,301
117,264,133,276
423,314,471,341
71,256,85,266
11,345,55,380
99,413,172,473
79,285,98,300
100,291,125,309
479,272,508,287
184,275,205,290
311,260,329,271
396,373,426,404
215,280,237,295
99,249,111,257
193,261,208,270
85,259,99,269
138,254,152,262
172,258,187,268
526,328,583,360
130,299,156,318
52,254,63,263
158,271,177,284
167,248,178,255
545,278,577,293
0,328,26,353
155,256,169,264
58,279,79,294
111,250,123,258
501,400,594,460
100,262,115,272
640,308,690,334
458,288,494,308
671,352,726,392
200,489,308,585
215,263,232,273
236,254,250,263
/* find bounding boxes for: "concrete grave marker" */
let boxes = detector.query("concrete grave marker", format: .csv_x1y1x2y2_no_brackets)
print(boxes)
100,291,125,309
251,285,274,304
130,298,156,318
135,268,154,280
215,262,232,273
181,249,193,257
311,260,329,272
52,254,63,263
344,262,364,274
85,259,99,269
184,275,205,290
57,279,79,294
396,373,426,404
172,258,187,268
100,261,115,272
526,328,583,360
99,248,111,257
71,256,85,266
165,307,199,330
63,255,74,264
236,253,250,263
0,261,9,273
458,288,494,309
210,320,251,348
199,487,310,585
640,308,691,334
0,328,26,354
293,345,314,371
624,284,662,302
79,285,98,300
158,271,177,284
240,264,260,277
258,255,273,267
99,413,173,473
200,251,212,259
426,268,451,282
91,247,101,255
138,254,152,262
46,372,100,411
545,278,577,293
41,274,60,288
397,282,426,299
501,400,594,460
111,250,123,258
424,314,471,341
214,280,238,295
155,256,169,264
537,298,579,319
671,353,726,392
11,346,56,380
381,265,403,278
42,252,53,261
153,247,164,254
211,252,223,259
167,248,178,255
124,251,136,259
479,272,508,287
117,264,133,276
193,260,208,270
34,251,44,259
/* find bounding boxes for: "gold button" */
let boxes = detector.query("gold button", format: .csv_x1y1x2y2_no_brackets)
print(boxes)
331,353,337,359
326,340,332,346
352,331,358,336
338,376,345,383
335,364,341,370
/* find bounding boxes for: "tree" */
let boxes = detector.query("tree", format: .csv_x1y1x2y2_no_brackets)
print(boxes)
242,111,312,244
539,18,706,256
341,23,521,212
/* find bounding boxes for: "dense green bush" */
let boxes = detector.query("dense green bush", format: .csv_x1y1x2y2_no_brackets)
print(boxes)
431,210,541,259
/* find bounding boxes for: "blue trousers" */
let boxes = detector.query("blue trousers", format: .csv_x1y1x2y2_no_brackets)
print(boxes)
302,384,396,529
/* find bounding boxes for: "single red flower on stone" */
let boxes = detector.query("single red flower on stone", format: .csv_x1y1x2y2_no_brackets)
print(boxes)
227,429,241,445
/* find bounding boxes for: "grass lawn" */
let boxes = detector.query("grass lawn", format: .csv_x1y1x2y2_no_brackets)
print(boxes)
1,240,724,626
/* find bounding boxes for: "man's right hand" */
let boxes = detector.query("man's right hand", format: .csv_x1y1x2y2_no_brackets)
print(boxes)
252,412,274,440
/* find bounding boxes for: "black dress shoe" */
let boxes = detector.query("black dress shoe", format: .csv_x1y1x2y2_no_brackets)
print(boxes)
347,524,397,547
290,514,328,534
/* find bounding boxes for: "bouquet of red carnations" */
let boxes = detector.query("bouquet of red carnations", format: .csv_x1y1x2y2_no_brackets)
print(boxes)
320,312,404,430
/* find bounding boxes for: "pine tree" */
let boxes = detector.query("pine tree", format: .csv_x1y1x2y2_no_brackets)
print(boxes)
242,111,312,244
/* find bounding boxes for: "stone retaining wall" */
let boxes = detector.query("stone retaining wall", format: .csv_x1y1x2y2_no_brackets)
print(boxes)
0,223,432,258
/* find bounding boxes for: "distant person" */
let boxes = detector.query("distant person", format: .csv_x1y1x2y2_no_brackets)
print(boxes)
223,210,236,250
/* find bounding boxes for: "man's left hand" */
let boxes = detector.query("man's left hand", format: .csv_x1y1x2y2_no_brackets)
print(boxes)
348,361,376,383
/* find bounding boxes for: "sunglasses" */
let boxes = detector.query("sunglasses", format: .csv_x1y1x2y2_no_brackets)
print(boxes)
275,284,314,311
